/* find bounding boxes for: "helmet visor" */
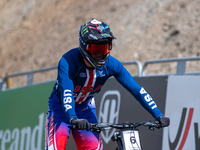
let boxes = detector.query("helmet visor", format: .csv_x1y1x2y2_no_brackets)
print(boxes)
86,43,112,55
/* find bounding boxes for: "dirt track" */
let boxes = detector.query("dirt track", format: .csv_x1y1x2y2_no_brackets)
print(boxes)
0,0,200,85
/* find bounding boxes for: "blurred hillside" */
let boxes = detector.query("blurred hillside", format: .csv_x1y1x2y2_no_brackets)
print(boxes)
0,0,200,83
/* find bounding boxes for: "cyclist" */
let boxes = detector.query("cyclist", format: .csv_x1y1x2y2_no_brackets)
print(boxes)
45,18,170,150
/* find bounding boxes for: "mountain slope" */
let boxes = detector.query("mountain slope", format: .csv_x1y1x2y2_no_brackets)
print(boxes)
0,0,200,81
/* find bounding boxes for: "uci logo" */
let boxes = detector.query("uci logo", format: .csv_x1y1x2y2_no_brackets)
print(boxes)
162,75,200,150
98,90,121,143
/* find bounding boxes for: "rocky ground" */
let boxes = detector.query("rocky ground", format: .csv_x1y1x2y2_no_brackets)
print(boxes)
0,0,200,87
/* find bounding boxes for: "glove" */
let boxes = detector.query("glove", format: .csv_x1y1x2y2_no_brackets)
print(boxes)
157,116,170,128
70,118,90,131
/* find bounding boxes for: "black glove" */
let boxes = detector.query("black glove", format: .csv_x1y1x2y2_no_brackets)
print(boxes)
157,116,170,128
71,118,90,131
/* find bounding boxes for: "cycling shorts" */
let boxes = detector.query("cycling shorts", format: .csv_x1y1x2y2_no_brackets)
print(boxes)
45,106,103,150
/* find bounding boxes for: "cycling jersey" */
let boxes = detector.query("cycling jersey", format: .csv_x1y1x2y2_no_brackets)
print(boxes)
49,48,164,121
46,48,164,150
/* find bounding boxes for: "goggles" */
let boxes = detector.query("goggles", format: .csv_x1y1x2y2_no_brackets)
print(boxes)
86,43,112,55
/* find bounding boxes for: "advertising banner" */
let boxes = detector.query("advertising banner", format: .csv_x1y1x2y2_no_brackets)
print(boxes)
0,82,54,150
93,76,168,150
162,75,200,150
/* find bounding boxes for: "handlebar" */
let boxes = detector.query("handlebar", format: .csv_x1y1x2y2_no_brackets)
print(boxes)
90,120,161,133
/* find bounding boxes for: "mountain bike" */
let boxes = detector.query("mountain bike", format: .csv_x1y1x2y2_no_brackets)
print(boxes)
90,120,161,150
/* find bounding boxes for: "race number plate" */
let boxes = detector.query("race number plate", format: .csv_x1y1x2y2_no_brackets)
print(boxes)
121,129,142,150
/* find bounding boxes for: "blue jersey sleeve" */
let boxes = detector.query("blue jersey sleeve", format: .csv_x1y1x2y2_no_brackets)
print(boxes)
57,57,77,121
106,57,164,119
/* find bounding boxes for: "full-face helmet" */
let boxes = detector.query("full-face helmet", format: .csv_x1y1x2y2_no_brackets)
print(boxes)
79,19,116,70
